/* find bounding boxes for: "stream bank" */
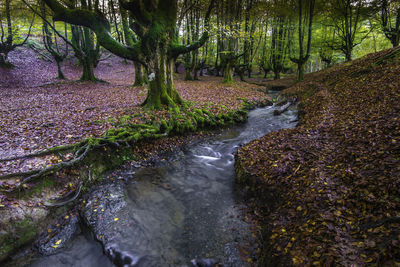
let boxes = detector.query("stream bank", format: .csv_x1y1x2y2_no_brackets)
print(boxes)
0,98,267,264
235,48,400,266
24,101,297,266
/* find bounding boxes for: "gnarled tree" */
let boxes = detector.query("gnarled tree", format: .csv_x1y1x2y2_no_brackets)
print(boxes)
0,0,34,68
379,0,400,47
40,1,68,79
42,0,215,109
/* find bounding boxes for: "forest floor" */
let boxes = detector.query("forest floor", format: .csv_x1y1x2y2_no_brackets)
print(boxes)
0,47,276,263
235,48,400,266
0,47,270,177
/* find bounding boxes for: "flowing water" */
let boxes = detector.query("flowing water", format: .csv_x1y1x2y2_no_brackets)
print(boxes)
30,103,297,267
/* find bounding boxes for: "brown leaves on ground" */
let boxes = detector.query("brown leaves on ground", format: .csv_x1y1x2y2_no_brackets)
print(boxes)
0,47,267,176
236,48,400,266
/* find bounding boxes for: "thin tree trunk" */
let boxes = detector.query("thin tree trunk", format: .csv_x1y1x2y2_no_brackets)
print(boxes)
56,59,65,79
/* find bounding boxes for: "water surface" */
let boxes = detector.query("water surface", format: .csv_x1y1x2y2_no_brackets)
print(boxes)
30,105,297,267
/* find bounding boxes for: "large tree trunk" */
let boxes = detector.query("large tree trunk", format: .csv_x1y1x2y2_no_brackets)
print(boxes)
185,67,193,81
345,50,352,62
0,54,10,68
142,46,183,109
223,61,234,83
80,59,96,81
193,67,199,80
56,59,65,79
42,0,214,109
134,63,147,86
391,36,399,48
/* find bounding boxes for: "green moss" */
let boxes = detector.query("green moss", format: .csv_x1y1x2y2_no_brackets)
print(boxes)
28,177,57,197
0,218,38,261
15,219,37,247
147,21,167,47
0,234,14,262
119,115,132,123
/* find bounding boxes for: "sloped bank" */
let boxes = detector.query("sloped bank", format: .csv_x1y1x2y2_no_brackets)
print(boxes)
0,96,272,265
235,48,400,266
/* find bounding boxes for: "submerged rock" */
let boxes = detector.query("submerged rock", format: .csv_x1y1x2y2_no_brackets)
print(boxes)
36,211,80,256
81,182,127,238
191,258,220,266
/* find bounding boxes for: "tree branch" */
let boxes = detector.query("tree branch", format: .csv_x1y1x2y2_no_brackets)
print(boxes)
168,0,215,58
42,0,142,62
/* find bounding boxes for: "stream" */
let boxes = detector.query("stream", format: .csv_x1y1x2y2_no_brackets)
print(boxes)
29,101,297,267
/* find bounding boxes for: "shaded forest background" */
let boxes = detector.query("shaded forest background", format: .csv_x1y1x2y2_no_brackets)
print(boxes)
1,0,398,83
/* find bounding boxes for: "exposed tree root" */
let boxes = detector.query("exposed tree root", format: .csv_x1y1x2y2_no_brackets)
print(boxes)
0,142,85,163
44,182,83,207
1,144,91,192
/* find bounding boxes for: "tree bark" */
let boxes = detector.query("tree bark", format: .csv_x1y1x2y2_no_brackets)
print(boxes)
133,64,146,86
223,60,234,83
274,70,281,80
298,61,305,81
43,0,214,108
56,59,65,79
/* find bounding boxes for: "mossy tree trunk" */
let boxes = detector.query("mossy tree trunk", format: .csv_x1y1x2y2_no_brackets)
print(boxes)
223,61,234,83
43,0,215,109
142,41,184,108
56,59,65,79
71,23,100,82
133,63,147,86
41,1,67,79
184,53,194,81
380,0,400,47
119,2,147,87
1,0,33,68
221,51,243,83
80,54,97,81
297,61,306,81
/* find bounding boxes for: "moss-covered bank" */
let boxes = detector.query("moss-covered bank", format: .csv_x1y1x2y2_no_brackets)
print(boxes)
235,48,400,266
0,97,272,264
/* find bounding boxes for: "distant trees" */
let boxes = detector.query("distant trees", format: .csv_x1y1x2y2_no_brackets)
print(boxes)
0,0,34,68
378,0,400,47
217,0,245,83
2,0,395,83
328,0,373,61
40,0,68,79
290,0,316,80
270,14,292,80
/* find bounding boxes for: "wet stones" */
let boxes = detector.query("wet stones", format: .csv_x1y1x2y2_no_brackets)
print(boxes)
80,182,126,238
36,211,80,256
191,258,220,267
